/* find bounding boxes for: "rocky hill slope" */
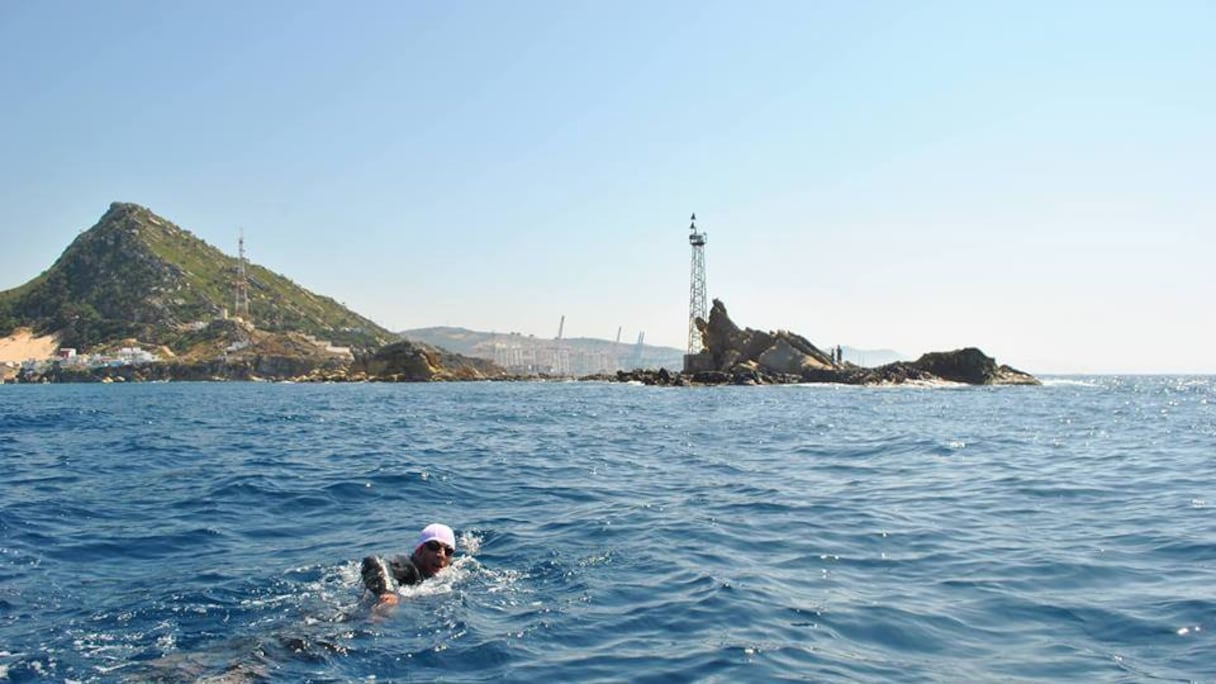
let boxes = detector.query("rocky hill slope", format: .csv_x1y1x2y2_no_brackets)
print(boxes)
0,202,394,355
0,203,502,382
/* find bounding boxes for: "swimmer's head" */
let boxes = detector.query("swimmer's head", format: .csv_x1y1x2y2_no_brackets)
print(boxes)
412,523,455,576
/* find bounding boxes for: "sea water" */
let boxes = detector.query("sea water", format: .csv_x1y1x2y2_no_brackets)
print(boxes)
0,377,1212,682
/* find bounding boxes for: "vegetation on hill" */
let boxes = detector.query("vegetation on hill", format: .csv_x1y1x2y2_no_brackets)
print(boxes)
0,202,393,353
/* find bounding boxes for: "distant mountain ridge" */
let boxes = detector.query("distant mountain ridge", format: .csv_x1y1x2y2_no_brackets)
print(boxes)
0,202,394,354
400,326,686,374
400,326,907,373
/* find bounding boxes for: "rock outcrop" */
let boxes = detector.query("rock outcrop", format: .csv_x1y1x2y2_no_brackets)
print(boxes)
903,348,1038,385
350,339,505,382
646,298,1039,386
688,299,837,375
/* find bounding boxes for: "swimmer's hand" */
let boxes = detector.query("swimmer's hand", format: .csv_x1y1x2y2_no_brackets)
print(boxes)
369,592,399,622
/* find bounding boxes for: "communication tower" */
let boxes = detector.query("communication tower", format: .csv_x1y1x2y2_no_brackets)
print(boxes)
686,213,708,354
234,229,251,321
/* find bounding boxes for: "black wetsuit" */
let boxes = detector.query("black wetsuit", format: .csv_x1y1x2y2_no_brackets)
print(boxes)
360,554,426,596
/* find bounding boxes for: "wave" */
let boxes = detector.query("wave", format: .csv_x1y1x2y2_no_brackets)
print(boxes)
2,380,1213,681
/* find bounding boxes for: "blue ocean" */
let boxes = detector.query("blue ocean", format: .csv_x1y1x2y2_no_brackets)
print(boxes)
1,377,1212,682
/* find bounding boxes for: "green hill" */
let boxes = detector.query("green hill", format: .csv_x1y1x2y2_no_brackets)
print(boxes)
0,202,393,354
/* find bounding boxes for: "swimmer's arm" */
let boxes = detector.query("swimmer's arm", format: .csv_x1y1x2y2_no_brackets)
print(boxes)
360,555,399,605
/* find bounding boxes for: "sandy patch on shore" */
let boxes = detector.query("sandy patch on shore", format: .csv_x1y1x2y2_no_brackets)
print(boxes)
0,328,59,362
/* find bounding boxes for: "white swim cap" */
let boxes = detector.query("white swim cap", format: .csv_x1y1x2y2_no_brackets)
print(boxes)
414,523,456,552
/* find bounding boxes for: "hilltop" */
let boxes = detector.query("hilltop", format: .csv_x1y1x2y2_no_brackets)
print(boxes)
0,203,503,382
0,202,394,355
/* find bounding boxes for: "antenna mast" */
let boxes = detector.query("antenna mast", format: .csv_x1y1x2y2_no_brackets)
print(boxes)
234,229,251,321
686,213,708,354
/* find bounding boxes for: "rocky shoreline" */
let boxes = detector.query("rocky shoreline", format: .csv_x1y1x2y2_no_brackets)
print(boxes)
597,346,1038,387
10,345,1037,387
605,299,1039,387
7,301,1038,387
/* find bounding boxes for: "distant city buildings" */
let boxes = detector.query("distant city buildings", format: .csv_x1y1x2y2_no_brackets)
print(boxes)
490,341,574,375
116,347,156,364
8,345,162,381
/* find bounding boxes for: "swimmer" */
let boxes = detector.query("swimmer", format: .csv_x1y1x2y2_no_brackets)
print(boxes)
360,523,456,606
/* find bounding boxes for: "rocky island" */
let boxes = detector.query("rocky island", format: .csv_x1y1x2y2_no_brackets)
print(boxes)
607,299,1038,386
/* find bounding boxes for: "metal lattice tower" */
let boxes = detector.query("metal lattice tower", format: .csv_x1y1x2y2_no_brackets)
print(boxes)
234,229,251,321
686,213,708,354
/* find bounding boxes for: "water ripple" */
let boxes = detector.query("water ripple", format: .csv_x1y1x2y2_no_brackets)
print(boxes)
0,378,1213,681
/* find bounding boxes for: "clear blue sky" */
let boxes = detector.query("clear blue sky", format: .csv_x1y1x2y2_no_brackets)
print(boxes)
2,1,1212,374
